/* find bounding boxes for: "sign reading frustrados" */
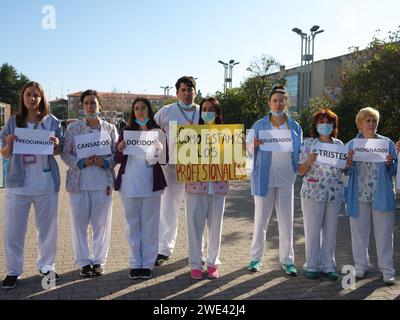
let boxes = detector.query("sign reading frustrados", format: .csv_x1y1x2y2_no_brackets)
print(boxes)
315,143,349,169
123,131,159,155
174,124,246,182
352,138,389,162
13,128,55,155
259,129,293,152
74,131,112,159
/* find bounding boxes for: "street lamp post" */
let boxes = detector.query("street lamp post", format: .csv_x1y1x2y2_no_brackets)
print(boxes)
292,25,324,113
218,60,228,93
160,85,173,97
218,59,240,93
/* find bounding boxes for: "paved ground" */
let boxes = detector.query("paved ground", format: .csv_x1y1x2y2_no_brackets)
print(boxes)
1,160,400,301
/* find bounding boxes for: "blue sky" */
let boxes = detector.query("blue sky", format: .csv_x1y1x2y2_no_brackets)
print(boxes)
1,0,399,100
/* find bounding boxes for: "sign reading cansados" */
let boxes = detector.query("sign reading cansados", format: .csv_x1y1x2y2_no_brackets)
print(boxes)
173,124,246,182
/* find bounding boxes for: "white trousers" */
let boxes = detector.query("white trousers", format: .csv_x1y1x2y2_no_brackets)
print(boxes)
185,193,225,270
3,191,58,276
69,190,113,267
350,202,395,277
250,185,294,265
121,195,161,269
158,165,185,256
301,198,341,272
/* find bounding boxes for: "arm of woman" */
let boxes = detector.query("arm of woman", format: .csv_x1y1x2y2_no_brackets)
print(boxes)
60,125,80,169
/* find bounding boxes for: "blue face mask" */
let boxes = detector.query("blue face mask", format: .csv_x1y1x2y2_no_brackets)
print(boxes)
201,112,216,124
86,112,100,119
317,123,334,136
134,118,150,126
270,110,285,117
179,100,193,110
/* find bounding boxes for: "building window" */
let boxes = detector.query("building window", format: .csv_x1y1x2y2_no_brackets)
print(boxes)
285,74,299,112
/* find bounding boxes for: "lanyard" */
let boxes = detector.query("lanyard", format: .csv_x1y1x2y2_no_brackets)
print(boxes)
177,103,197,125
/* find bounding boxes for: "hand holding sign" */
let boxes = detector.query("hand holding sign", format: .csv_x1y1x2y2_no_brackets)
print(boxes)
305,151,318,168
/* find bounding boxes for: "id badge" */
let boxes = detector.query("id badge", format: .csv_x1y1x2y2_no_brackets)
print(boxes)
23,154,37,164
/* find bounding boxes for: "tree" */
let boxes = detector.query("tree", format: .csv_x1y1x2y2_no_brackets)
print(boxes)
299,96,334,137
215,88,257,129
0,63,30,113
243,55,281,118
335,28,400,141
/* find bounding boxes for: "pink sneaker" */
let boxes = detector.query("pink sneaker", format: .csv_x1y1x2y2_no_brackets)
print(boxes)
207,266,220,279
191,269,203,280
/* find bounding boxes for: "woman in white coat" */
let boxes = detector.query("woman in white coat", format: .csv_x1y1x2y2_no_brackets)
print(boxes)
247,85,302,276
61,89,118,278
1,81,62,289
115,97,167,280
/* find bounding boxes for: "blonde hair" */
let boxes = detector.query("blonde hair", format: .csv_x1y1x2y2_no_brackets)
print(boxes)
355,107,380,130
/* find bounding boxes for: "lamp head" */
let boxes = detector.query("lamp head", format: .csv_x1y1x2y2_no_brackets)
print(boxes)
310,25,320,32
292,27,302,35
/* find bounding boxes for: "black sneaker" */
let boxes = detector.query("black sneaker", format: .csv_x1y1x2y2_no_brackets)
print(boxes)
140,269,153,279
92,264,105,276
154,254,170,266
129,268,141,280
39,270,60,279
2,275,18,289
80,264,93,277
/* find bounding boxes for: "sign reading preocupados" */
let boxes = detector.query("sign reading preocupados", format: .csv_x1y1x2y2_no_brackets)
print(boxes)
123,130,159,155
352,138,389,162
74,131,112,159
173,124,246,182
13,128,55,155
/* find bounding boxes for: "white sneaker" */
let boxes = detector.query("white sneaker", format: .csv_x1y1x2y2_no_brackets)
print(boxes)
383,275,396,285
355,269,366,279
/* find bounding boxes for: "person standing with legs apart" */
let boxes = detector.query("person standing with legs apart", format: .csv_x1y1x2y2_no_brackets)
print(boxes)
154,76,200,266
185,97,228,280
115,97,167,280
298,109,348,281
345,107,397,285
61,90,118,278
1,81,63,289
247,85,302,276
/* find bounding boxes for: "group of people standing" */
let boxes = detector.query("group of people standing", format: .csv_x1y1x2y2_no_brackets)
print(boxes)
0,78,398,290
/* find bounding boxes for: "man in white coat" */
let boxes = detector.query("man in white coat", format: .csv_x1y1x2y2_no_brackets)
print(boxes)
154,76,200,265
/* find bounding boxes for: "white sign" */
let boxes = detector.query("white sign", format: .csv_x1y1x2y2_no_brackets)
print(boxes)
352,139,389,163
315,143,349,169
74,131,112,159
123,131,159,155
13,128,55,155
259,129,293,152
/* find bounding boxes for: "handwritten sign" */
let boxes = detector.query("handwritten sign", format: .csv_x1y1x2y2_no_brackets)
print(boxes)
259,130,293,152
74,131,112,159
13,128,55,155
174,124,246,182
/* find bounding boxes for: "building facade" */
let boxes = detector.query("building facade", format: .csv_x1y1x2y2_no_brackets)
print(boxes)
271,53,352,113
67,92,167,123
0,102,11,128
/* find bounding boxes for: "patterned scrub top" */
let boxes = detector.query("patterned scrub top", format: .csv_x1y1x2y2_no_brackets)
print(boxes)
299,138,345,202
355,161,378,203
